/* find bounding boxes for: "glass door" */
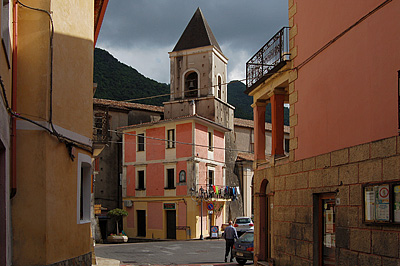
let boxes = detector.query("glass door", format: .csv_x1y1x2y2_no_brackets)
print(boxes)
319,194,336,266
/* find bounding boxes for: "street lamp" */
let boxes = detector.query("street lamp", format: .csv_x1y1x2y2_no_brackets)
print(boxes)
199,187,204,240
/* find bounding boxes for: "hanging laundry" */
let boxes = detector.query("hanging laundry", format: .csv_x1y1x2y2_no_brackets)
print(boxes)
236,186,240,195
215,186,219,195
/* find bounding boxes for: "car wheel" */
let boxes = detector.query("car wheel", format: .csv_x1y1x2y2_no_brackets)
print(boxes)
236,258,247,265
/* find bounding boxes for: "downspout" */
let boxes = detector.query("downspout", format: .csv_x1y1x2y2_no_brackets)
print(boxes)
10,0,18,198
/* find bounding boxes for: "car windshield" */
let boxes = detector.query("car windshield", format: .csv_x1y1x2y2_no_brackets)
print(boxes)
236,218,251,224
239,232,254,243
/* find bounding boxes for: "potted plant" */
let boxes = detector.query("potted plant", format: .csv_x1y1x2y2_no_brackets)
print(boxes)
106,208,129,243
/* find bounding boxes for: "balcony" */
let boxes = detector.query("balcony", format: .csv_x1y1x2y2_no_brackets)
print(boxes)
246,27,290,93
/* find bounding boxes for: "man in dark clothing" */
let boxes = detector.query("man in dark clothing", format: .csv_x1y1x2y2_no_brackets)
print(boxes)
223,221,238,262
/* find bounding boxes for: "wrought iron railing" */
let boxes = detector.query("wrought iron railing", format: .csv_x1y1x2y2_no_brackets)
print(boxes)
246,27,290,91
93,110,110,143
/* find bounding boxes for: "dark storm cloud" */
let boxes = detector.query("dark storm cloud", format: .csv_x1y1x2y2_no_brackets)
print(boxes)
96,0,288,83
98,0,287,52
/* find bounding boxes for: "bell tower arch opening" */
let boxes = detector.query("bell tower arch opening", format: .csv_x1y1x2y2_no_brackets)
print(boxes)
184,71,199,98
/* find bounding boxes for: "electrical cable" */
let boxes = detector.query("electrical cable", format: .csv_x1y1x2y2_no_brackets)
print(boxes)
122,78,247,103
16,1,93,155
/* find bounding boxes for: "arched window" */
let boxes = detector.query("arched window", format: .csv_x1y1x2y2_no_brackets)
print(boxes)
185,72,198,98
217,76,222,99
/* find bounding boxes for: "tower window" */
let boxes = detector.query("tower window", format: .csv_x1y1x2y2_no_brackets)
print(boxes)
217,76,222,99
185,72,198,98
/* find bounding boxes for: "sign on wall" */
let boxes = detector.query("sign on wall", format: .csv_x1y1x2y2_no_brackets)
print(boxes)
363,182,400,224
163,203,176,210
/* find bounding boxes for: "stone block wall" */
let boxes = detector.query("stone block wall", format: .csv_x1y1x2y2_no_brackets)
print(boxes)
254,136,400,266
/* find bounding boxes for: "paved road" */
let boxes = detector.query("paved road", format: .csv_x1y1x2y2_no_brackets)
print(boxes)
94,239,253,266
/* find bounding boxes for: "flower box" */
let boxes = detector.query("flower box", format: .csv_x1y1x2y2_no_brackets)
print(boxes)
107,235,128,243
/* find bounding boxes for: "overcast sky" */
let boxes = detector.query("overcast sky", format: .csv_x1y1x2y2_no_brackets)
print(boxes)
96,0,288,84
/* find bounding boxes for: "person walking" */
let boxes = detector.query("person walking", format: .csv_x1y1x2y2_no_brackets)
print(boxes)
223,221,238,262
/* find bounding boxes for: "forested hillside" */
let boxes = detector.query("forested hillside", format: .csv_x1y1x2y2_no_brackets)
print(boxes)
93,48,289,125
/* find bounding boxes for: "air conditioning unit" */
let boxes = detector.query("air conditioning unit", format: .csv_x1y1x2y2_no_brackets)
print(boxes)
124,200,133,208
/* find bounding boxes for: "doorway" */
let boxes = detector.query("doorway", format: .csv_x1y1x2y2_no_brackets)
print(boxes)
318,194,336,266
258,179,271,261
166,210,176,239
137,210,146,237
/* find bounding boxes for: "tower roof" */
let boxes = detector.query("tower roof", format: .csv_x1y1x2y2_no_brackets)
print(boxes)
173,8,222,53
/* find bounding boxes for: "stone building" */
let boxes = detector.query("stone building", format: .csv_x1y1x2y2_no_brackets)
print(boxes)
92,98,163,241
247,1,400,265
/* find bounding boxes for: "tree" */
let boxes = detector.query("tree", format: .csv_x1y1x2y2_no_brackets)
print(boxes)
107,208,128,235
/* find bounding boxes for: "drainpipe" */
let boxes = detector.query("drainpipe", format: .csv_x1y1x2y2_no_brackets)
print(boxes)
10,0,18,198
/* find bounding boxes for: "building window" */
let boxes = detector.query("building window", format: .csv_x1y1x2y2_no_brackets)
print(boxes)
208,169,214,189
166,168,175,189
208,131,213,151
137,170,145,190
77,153,91,224
217,76,222,99
138,133,145,151
185,72,198,98
167,129,175,148
1,0,10,67
284,139,290,153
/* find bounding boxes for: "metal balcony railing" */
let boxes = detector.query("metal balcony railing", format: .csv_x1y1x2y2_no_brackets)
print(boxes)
246,27,290,92
93,110,110,143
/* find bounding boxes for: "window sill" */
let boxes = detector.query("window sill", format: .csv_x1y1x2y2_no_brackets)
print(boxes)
78,219,91,224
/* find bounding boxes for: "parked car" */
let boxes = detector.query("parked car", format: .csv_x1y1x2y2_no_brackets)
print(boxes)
232,230,254,265
233,217,254,235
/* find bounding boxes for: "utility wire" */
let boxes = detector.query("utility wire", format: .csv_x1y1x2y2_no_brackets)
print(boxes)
106,128,267,154
123,78,246,103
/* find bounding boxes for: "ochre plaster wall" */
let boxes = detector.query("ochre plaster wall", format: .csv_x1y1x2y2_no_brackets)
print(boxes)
13,0,94,265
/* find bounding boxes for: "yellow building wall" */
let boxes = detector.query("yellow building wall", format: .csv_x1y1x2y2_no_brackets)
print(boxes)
11,1,94,265
123,197,228,241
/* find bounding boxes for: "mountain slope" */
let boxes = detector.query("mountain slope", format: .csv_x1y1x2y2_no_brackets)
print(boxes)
94,48,169,105
93,48,289,125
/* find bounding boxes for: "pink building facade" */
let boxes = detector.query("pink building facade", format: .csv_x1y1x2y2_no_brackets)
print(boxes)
121,116,231,240
248,1,400,265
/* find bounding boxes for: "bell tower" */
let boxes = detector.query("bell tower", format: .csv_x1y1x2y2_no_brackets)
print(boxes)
165,8,233,129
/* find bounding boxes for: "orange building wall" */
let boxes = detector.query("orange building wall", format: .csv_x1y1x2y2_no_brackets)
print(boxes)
198,162,207,188
148,202,163,230
146,163,164,196
213,130,225,163
126,165,135,197
146,127,165,161
195,123,208,158
176,123,193,158
124,132,136,162
293,0,400,160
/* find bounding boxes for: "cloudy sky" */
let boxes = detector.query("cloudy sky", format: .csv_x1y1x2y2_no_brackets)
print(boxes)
96,0,288,84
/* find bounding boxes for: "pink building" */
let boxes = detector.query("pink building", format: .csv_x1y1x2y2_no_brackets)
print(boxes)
121,8,236,240
247,1,400,265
